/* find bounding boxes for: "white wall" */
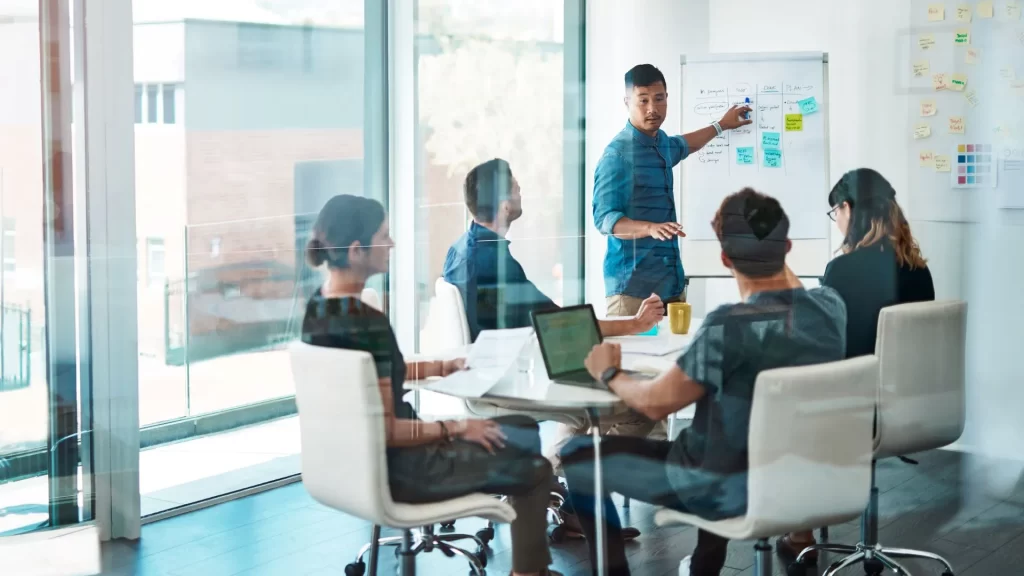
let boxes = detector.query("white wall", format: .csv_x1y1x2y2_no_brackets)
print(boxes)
587,0,1024,478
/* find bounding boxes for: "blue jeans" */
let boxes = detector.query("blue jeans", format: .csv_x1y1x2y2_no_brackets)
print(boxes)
560,435,729,576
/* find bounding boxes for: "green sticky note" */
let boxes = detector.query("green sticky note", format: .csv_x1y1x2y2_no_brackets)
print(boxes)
954,29,970,44
797,96,819,115
785,114,804,132
764,148,782,168
762,131,781,147
737,147,755,165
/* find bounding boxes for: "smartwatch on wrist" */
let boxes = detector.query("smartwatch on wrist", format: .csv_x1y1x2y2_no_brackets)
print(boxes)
599,367,621,387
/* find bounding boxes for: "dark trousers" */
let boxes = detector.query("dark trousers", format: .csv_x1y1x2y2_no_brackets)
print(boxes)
561,435,729,576
388,415,552,574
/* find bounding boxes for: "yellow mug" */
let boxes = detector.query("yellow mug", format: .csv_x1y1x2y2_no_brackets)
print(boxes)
668,302,692,335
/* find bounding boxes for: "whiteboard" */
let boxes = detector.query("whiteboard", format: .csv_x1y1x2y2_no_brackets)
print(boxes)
679,52,831,242
901,0,1024,220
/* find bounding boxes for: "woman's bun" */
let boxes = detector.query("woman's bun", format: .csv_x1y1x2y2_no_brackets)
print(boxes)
306,238,327,267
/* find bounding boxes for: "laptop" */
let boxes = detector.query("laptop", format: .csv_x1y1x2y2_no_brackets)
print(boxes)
531,304,645,389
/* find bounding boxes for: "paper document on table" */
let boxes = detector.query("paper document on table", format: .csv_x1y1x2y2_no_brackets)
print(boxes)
606,337,688,357
424,369,501,399
467,327,534,369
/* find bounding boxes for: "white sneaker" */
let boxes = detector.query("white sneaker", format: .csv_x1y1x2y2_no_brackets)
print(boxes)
678,555,691,576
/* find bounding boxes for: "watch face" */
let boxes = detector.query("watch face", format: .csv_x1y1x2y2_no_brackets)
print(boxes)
601,367,618,383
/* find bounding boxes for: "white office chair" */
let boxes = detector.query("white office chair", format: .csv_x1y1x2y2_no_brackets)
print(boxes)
655,356,879,576
291,343,515,576
418,278,473,354
792,300,967,576
360,288,383,312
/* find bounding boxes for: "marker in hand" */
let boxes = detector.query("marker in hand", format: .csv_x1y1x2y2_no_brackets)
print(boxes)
744,97,751,120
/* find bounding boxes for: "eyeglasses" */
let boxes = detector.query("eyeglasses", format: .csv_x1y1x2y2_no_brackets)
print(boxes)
826,206,839,222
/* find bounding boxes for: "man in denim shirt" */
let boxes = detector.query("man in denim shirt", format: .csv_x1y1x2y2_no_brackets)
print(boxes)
594,64,753,315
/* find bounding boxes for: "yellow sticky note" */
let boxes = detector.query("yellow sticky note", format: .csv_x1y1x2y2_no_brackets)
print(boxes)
978,1,994,18
957,144,967,153
785,114,804,132
950,73,968,91
935,155,952,172
919,34,937,50
966,47,980,64
1008,1,1021,20
994,125,1013,139
919,151,936,168
913,61,930,77
964,88,980,108
920,99,938,116
932,73,949,90
949,116,966,134
928,4,946,21
914,124,932,139
957,4,972,21
954,29,971,44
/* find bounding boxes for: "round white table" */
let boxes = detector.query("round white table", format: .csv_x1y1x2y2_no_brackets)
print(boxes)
405,317,702,576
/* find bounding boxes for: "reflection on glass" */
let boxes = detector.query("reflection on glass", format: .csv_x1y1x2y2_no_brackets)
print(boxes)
132,1,366,515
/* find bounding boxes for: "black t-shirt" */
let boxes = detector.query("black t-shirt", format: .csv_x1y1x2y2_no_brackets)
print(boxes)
822,244,935,358
301,289,417,420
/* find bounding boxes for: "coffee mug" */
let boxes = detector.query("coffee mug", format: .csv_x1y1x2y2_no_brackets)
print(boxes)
668,302,692,334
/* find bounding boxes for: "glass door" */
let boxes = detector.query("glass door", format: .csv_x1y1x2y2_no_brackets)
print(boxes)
0,0,91,536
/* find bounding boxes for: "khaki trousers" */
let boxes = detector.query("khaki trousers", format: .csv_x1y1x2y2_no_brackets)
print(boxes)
545,403,668,475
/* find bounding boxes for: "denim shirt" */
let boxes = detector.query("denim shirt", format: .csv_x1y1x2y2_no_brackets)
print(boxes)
443,222,557,341
593,122,688,300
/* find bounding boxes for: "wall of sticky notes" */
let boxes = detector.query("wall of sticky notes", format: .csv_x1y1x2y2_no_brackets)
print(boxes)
901,0,1024,217
680,52,829,242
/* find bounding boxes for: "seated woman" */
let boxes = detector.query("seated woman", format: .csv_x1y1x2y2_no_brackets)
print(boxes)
301,194,560,576
777,168,935,561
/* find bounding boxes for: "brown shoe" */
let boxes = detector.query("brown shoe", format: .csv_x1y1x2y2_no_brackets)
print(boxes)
775,533,818,564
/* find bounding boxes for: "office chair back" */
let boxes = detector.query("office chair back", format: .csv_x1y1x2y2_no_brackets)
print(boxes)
428,278,472,351
291,343,393,523
744,356,878,536
360,288,382,312
874,300,967,459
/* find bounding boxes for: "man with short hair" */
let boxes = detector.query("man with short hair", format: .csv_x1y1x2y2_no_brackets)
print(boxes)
561,189,848,575
594,63,753,316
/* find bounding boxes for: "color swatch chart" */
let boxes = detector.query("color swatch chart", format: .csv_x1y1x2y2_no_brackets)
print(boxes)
954,143,996,188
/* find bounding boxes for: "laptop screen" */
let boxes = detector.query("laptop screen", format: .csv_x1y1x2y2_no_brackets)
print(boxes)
532,306,602,377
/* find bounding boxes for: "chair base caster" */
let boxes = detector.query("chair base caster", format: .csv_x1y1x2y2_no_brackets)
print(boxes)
475,527,495,545
786,562,806,576
439,521,456,532
941,572,955,576
863,557,884,575
548,523,570,544
344,561,366,576
475,546,489,568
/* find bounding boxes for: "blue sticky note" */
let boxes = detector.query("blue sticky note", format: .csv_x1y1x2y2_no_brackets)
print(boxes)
636,324,659,336
968,176,976,184
798,96,819,115
764,148,782,168
967,165,976,174
762,132,781,148
737,147,755,165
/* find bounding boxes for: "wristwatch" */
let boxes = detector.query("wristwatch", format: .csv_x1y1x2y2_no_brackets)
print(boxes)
599,367,621,387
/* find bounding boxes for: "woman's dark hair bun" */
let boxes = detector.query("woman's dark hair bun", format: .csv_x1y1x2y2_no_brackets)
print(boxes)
306,237,327,267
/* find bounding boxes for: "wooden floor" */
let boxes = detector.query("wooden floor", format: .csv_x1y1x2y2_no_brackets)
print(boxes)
97,448,1024,576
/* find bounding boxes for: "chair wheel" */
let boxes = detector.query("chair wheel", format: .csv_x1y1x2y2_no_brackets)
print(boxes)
941,572,955,576
344,561,366,576
440,521,456,532
548,523,569,543
787,562,806,576
863,557,884,575
475,547,488,568
475,527,495,544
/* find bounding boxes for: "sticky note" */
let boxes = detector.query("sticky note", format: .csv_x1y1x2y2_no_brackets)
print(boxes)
935,155,952,172
785,114,804,132
928,4,945,21
913,61,930,77
919,151,936,168
919,34,936,50
1008,1,1021,20
949,116,966,134
763,148,782,168
914,124,932,139
797,96,819,115
762,131,781,147
920,99,938,116
954,29,971,44
978,1,994,18
957,4,972,21
736,147,755,165
1000,67,1017,80
964,88,980,108
932,73,949,90
966,47,980,64
950,73,968,91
